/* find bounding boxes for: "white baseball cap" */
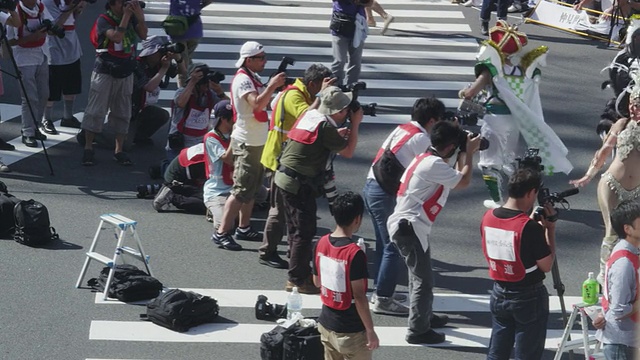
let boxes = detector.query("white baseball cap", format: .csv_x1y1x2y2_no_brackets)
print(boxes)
234,41,265,68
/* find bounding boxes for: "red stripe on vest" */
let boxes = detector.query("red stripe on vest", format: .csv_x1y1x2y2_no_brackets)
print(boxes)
397,152,446,222
174,91,215,137
230,68,269,123
603,249,639,323
17,2,46,48
314,234,366,311
203,131,234,185
372,122,423,164
481,211,530,282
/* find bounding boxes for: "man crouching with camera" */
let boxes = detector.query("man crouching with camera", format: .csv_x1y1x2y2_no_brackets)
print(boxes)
275,86,361,294
388,121,480,345
165,63,226,162
480,168,556,359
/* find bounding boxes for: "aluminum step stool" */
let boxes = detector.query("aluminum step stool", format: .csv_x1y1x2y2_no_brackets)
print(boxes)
75,214,153,300
554,302,604,360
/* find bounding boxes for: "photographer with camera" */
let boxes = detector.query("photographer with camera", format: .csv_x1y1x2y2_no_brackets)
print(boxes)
364,96,444,317
460,21,572,209
330,0,368,86
212,42,286,247
6,0,68,147
480,167,557,359
41,0,86,134
165,62,224,162
272,86,361,294
387,121,479,345
80,0,147,166
258,63,334,268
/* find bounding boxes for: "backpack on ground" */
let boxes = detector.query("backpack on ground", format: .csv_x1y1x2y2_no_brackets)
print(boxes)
260,322,323,360
87,264,163,302
0,192,20,238
143,289,219,332
14,199,59,246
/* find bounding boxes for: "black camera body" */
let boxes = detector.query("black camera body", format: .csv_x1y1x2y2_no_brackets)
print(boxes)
124,0,145,8
159,42,185,55
339,81,377,117
255,295,287,320
194,65,225,85
271,56,295,91
444,111,489,151
39,19,65,38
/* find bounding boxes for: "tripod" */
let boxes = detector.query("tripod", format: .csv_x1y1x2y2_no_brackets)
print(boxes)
551,257,575,360
0,24,54,175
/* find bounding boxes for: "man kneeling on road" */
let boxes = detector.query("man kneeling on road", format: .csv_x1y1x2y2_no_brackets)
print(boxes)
388,121,480,344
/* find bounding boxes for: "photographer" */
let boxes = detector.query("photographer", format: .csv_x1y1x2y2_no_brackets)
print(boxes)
129,35,186,146
480,168,556,359
42,0,86,134
388,121,480,345
258,63,334,269
330,0,368,86
6,0,66,147
272,86,361,294
81,0,147,166
365,97,445,317
0,4,21,162
165,62,224,163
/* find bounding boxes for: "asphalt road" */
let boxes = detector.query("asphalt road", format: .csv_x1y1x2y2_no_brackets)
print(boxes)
0,1,623,359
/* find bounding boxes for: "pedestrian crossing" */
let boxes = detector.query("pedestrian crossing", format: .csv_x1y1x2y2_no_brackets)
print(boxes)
85,287,595,356
143,0,480,124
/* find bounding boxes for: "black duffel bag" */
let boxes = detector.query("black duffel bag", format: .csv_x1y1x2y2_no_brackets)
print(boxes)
260,322,323,360
88,264,163,302
143,289,219,332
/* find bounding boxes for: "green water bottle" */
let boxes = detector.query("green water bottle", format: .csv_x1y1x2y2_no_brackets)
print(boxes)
582,272,599,305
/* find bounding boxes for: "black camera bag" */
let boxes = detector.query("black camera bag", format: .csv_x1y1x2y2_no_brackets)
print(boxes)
372,148,405,196
260,323,323,360
143,289,219,332
88,264,163,302
330,11,356,38
14,199,59,246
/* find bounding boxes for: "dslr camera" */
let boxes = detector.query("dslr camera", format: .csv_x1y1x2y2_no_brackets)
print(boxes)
255,295,287,321
159,42,185,55
271,56,296,91
444,111,489,151
339,81,377,117
516,148,578,221
193,65,226,85
124,0,146,8
39,19,65,38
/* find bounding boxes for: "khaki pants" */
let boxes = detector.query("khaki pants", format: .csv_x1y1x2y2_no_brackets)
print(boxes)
318,323,372,360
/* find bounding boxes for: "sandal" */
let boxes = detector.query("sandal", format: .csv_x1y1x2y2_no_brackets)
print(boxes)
82,149,94,166
113,152,133,166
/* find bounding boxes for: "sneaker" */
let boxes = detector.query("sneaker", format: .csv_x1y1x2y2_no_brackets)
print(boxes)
508,3,528,12
483,199,502,209
0,160,10,173
259,252,289,269
0,139,14,151
370,292,408,304
34,129,47,141
114,152,133,166
406,329,446,344
41,119,58,135
81,149,94,166
380,14,395,35
235,226,262,241
431,314,449,328
372,297,410,316
481,22,489,36
212,232,243,251
152,185,174,212
286,278,320,294
60,116,81,128
22,136,37,148
367,18,376,27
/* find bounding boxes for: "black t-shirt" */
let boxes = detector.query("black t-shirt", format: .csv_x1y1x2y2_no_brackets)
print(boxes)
312,235,368,333
491,208,551,287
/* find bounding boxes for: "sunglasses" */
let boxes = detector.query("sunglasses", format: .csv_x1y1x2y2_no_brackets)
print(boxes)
250,54,267,60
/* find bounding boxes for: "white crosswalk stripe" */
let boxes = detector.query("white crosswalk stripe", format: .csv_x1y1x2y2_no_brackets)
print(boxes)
143,0,479,124
86,287,594,353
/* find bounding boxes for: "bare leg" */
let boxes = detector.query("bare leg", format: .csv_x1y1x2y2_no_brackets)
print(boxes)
238,200,256,228
115,133,126,154
596,175,620,284
217,194,244,234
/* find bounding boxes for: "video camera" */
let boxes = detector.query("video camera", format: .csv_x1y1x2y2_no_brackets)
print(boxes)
159,42,185,55
444,111,489,151
39,19,65,38
516,148,579,221
339,81,377,117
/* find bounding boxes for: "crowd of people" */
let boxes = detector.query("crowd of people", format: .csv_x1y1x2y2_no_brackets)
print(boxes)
0,0,637,358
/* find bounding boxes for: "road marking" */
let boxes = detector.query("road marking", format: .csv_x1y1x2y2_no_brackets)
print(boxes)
0,104,23,123
145,14,473,33
88,320,585,349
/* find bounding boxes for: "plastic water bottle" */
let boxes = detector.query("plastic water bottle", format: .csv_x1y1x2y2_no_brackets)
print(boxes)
287,286,303,320
357,238,366,253
582,272,599,305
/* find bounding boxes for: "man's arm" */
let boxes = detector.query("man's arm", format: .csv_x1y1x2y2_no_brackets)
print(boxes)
130,1,147,40
105,10,132,44
175,71,203,108
337,107,363,158
1,9,21,28
534,203,556,273
460,68,491,100
143,56,171,92
243,72,287,112
352,279,380,351
605,258,638,320
452,134,481,190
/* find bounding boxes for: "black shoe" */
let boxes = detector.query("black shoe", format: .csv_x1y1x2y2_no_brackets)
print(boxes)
259,253,289,269
481,22,489,36
430,314,449,328
82,149,95,166
235,226,262,241
0,138,15,151
41,119,58,135
21,136,37,148
34,130,47,141
211,232,243,251
60,116,81,128
406,329,446,344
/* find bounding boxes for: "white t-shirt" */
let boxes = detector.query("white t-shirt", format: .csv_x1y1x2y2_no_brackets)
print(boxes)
366,121,431,180
231,70,267,146
387,155,462,252
42,0,82,65
6,2,52,67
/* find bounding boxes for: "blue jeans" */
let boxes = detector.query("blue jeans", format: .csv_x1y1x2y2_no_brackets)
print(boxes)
487,282,549,360
480,0,509,22
363,178,403,298
603,344,637,360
